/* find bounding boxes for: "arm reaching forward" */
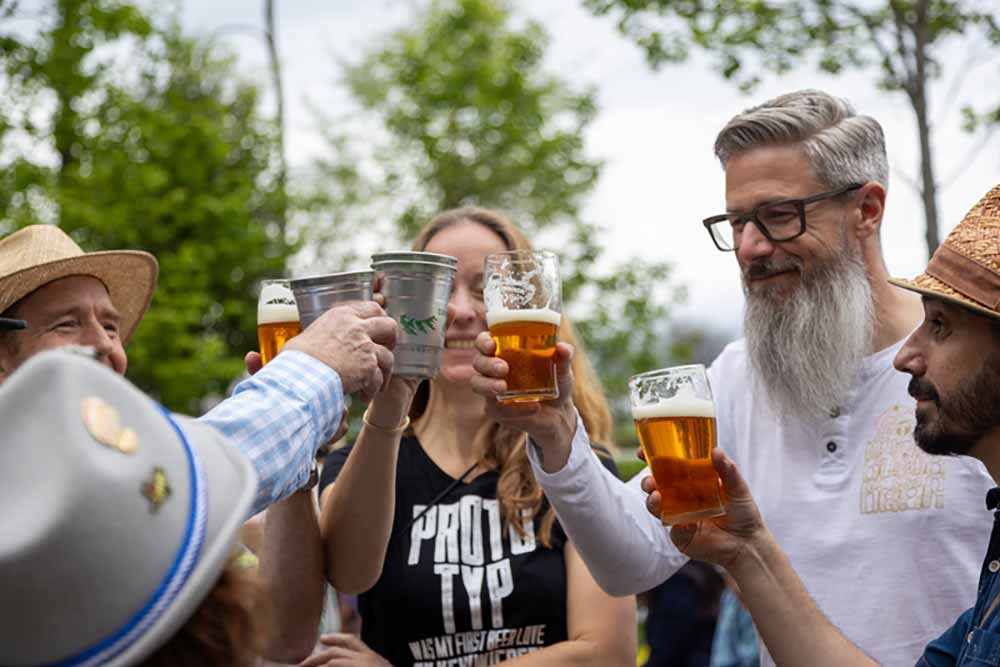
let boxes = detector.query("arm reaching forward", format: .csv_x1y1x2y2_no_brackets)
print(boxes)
670,449,877,667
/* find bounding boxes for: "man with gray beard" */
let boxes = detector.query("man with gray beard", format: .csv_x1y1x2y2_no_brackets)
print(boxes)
470,89,994,666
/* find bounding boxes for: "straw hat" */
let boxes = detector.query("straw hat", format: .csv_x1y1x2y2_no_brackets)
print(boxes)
890,183,1000,319
0,349,257,666
0,225,158,342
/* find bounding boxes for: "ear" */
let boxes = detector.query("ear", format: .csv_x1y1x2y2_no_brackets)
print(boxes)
853,182,886,240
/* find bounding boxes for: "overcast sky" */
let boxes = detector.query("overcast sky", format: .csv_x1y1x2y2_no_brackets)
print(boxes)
179,1,998,339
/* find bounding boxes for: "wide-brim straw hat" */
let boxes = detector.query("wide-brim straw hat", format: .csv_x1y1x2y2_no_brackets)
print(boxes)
0,349,257,666
890,183,1000,320
0,225,158,342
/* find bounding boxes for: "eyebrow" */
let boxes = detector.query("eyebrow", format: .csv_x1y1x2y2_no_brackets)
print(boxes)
40,303,121,323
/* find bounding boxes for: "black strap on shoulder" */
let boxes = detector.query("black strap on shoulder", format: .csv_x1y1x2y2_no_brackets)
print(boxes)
388,461,479,552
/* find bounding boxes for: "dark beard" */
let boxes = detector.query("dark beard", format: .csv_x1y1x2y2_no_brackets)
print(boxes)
908,356,1000,456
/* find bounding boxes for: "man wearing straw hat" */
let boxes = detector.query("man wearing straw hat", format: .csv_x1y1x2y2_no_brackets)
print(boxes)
0,223,396,511
0,223,397,661
471,89,995,667
658,185,1000,666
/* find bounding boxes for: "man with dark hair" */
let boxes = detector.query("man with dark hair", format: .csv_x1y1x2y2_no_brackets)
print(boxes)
670,183,1000,667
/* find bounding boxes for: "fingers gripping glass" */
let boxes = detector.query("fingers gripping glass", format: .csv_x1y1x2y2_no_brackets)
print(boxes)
702,183,864,251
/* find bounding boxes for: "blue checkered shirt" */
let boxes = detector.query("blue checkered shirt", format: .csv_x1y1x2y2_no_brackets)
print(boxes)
199,350,344,515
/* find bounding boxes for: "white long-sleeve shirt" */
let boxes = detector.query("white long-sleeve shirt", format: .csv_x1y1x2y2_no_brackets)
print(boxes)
528,339,993,667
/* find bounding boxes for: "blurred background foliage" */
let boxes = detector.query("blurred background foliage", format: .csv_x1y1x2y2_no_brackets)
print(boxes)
0,0,293,411
0,0,695,447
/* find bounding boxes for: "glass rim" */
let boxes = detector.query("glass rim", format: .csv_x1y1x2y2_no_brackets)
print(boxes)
484,249,557,264
628,363,707,386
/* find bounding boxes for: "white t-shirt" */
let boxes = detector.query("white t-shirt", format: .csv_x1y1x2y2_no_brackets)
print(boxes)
528,338,993,667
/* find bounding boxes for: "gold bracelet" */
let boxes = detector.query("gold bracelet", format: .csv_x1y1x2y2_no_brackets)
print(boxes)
362,407,411,434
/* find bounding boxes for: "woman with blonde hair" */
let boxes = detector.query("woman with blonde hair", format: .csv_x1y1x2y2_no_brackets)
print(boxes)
311,207,636,667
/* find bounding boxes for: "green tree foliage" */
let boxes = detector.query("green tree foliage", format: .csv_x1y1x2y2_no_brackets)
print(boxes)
584,0,1000,254
310,0,687,443
0,1,293,411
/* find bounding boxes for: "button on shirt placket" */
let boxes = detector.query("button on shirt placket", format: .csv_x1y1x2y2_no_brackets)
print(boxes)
958,494,1000,663
815,406,849,484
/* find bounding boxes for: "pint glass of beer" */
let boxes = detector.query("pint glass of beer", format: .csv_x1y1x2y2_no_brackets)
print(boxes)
483,250,561,403
629,365,724,524
257,279,301,366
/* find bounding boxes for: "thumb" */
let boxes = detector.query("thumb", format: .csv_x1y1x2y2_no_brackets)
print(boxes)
245,351,263,376
712,449,752,504
554,342,574,398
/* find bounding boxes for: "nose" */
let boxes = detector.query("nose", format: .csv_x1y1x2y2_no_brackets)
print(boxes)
80,320,115,361
893,331,926,376
735,221,776,264
447,286,478,328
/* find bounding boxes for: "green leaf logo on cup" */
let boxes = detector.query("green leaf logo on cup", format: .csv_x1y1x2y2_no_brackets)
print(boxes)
372,252,458,378
400,314,439,336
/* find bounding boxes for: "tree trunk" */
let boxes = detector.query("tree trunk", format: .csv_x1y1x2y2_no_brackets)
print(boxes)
910,0,940,255
264,0,288,233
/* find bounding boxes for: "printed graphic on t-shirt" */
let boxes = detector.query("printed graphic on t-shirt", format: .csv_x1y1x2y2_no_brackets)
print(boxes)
861,404,944,514
406,495,549,665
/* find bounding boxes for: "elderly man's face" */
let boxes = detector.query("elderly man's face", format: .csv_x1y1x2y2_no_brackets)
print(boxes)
893,298,1000,456
0,276,127,377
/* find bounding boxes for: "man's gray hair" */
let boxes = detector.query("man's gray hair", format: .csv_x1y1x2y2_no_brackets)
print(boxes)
714,89,889,190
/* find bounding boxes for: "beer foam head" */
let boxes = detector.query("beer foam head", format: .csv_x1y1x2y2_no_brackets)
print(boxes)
258,283,299,324
486,308,561,328
631,396,716,420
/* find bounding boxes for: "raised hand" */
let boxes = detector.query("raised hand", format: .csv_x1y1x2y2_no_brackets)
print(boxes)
664,449,765,571
284,302,398,402
469,331,577,464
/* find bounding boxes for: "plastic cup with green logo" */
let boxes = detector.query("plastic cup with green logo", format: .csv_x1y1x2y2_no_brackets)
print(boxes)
371,251,457,378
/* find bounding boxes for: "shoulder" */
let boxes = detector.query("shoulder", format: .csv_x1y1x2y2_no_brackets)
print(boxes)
707,338,746,374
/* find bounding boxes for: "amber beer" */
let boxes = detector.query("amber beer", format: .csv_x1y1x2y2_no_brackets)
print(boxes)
633,398,724,524
257,282,301,365
487,308,560,403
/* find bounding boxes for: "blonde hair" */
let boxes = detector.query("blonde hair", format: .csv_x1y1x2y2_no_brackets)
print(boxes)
411,206,614,546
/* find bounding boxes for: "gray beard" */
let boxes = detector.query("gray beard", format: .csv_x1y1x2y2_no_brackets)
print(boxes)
743,246,874,424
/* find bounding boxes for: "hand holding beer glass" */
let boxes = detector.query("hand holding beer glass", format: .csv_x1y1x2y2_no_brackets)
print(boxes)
257,279,302,365
630,365,725,524
483,250,561,403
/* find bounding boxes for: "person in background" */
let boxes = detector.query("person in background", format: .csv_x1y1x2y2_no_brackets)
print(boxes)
643,561,724,667
310,207,637,667
710,582,760,667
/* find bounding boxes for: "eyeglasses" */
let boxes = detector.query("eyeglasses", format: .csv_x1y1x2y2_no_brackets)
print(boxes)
702,183,864,252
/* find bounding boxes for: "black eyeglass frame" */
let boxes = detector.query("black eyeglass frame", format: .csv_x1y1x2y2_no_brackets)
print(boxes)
702,183,865,252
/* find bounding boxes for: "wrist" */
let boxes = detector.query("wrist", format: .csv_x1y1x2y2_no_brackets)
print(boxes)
727,527,775,583
531,406,578,472
362,405,410,434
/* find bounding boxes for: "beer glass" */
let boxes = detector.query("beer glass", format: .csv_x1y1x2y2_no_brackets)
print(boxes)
629,365,724,524
257,279,301,366
483,250,561,403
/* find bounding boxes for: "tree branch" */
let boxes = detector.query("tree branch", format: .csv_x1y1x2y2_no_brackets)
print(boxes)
941,123,999,188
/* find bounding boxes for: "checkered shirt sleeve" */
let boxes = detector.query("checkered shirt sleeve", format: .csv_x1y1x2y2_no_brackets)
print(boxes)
199,350,344,516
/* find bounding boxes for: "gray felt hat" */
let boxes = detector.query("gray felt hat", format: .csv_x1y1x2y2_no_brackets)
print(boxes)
0,349,257,666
